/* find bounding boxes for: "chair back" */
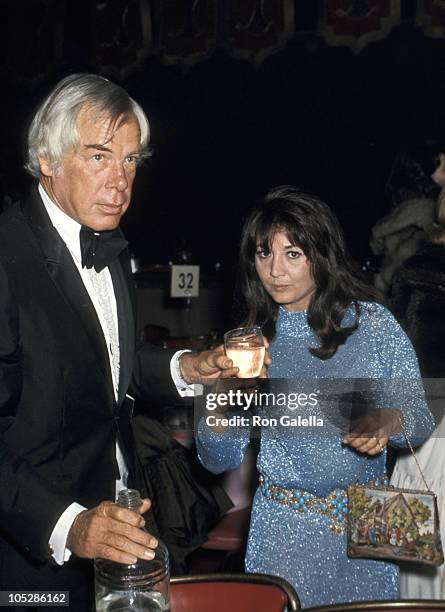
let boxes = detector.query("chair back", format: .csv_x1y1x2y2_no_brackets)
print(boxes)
170,572,300,611
304,600,445,612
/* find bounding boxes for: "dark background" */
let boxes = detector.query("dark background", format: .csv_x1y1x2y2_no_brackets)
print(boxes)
0,0,444,285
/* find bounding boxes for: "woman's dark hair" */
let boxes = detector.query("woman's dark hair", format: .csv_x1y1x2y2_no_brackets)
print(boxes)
385,145,443,206
236,186,379,360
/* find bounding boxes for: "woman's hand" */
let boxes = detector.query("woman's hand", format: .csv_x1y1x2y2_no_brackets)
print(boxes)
342,432,389,456
342,408,402,456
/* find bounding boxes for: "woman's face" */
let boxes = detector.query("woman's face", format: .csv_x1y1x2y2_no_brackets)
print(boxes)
255,229,316,312
432,153,445,188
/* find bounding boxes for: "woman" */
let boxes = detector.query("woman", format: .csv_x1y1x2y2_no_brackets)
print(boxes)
196,187,435,608
390,186,445,598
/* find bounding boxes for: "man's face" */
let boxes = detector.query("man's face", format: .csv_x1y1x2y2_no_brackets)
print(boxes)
39,105,142,231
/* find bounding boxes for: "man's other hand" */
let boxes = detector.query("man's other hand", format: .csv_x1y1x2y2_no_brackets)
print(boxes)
179,339,272,385
66,499,157,564
178,346,239,384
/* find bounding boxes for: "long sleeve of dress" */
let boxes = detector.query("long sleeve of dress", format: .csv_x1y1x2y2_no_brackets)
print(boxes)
367,305,435,448
196,412,251,474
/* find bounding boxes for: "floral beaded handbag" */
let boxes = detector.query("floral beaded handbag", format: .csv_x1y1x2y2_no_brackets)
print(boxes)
347,432,444,567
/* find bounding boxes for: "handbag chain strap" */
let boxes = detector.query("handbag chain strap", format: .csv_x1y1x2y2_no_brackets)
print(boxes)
397,414,431,492
354,413,431,492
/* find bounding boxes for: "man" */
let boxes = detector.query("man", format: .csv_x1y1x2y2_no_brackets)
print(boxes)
0,74,236,608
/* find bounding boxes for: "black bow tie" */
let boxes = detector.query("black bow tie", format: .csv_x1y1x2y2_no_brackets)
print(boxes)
80,226,128,273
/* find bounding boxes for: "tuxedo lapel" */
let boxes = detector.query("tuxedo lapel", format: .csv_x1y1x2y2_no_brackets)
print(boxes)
21,189,116,406
109,250,135,407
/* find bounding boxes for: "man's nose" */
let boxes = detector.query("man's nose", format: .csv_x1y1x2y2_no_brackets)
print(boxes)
107,163,128,191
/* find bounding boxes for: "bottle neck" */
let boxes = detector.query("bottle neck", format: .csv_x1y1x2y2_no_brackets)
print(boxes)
117,488,142,511
116,488,161,542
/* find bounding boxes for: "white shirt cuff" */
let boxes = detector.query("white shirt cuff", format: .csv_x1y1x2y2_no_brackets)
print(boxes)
170,350,197,397
49,502,86,565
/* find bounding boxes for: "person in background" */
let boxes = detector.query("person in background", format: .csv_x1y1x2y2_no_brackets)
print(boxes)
370,145,444,293
0,73,236,610
431,151,445,190
390,186,445,599
197,186,434,608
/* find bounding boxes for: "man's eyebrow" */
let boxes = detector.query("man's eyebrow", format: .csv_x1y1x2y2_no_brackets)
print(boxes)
83,144,112,152
83,144,142,156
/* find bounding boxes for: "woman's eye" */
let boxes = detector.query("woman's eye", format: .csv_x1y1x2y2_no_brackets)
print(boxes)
288,251,302,259
256,250,270,259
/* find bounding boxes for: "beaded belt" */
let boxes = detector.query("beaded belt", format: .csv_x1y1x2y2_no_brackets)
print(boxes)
259,474,389,535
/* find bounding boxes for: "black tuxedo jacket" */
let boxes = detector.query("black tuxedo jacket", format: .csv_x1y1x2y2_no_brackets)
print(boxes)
0,188,178,570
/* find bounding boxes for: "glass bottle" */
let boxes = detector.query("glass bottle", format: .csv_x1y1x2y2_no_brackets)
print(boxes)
95,488,170,612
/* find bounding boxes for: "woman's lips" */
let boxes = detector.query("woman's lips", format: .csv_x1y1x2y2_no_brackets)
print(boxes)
271,284,289,291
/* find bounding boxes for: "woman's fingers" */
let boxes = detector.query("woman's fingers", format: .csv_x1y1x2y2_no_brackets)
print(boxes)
343,434,388,455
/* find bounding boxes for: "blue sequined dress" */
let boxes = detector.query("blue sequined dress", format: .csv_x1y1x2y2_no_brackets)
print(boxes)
197,303,435,608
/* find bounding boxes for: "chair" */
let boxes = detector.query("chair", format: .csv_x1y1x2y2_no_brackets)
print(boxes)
304,600,445,612
170,572,300,611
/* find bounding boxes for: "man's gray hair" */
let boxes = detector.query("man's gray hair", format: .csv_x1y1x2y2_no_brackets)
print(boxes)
26,73,150,178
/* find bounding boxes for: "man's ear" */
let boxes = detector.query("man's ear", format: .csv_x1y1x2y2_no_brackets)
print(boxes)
38,157,54,177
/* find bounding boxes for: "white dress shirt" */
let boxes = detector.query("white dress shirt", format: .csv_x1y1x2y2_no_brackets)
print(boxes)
38,185,193,564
